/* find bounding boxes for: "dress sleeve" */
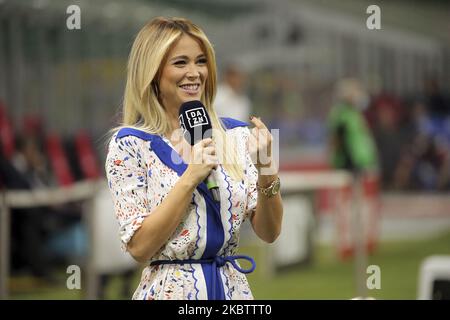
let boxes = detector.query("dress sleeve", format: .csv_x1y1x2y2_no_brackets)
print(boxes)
243,127,259,220
105,134,152,251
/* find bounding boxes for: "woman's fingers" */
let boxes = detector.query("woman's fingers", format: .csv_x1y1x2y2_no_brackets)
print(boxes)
249,116,268,130
192,138,218,166
250,117,271,142
248,116,274,169
250,124,271,145
204,154,219,166
201,137,213,145
203,146,216,156
187,138,219,183
200,138,216,157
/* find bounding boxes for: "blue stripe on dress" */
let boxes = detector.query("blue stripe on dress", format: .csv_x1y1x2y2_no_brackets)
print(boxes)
220,117,248,129
115,121,248,300
220,165,233,257
200,195,225,299
219,165,233,300
192,193,201,299
116,127,224,299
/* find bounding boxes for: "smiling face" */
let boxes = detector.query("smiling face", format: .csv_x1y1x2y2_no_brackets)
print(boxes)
158,34,208,113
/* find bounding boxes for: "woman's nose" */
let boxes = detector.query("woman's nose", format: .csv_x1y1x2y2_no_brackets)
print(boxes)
186,64,200,79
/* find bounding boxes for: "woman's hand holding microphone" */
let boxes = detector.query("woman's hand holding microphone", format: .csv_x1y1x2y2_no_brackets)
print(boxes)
183,138,218,186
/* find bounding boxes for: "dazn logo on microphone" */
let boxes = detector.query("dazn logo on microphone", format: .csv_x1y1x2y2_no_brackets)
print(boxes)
185,108,209,128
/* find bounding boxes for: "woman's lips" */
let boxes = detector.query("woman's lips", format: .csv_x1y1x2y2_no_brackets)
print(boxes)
179,84,200,95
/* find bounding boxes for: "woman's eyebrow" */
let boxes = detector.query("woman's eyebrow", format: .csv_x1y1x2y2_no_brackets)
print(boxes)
169,54,206,62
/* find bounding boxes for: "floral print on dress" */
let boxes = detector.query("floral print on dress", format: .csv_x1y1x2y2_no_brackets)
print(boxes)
105,125,258,300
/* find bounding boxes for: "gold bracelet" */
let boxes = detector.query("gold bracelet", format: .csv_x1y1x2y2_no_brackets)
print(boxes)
256,177,280,197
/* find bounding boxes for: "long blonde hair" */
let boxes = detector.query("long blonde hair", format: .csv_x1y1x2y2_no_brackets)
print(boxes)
120,17,244,181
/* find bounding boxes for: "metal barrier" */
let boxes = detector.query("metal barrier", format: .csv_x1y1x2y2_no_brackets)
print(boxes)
0,180,104,299
269,171,371,297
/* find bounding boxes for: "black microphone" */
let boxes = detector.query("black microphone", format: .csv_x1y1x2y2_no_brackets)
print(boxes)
178,100,220,202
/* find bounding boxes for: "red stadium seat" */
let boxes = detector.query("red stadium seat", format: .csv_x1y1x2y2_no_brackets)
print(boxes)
74,130,101,180
45,133,74,186
0,101,16,159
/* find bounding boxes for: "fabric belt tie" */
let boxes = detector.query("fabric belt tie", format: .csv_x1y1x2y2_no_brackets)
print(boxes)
150,255,256,299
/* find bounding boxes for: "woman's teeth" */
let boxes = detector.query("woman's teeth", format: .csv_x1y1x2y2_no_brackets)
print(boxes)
180,84,199,92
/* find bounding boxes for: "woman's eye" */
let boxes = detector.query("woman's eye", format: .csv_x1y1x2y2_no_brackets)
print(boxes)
197,58,207,64
174,60,186,66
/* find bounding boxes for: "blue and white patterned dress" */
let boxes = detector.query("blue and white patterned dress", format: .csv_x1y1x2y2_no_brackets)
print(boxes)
105,118,258,300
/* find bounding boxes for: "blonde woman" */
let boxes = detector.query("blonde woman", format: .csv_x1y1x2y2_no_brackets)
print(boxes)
105,17,283,300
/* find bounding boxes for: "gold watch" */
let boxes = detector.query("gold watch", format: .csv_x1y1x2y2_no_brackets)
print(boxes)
257,177,281,197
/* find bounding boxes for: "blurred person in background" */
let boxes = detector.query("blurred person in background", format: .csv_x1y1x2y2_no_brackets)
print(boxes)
7,134,57,281
327,78,380,256
370,95,406,189
214,63,251,122
423,76,450,119
2,115,87,284
327,78,378,174
11,135,52,188
393,100,450,191
105,17,282,300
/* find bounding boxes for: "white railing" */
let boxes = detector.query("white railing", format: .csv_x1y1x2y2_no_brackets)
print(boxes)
0,180,104,300
280,170,353,192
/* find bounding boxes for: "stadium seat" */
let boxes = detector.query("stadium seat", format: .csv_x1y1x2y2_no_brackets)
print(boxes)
74,130,101,180
45,133,75,186
0,101,16,159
